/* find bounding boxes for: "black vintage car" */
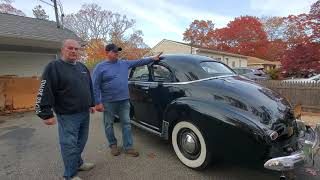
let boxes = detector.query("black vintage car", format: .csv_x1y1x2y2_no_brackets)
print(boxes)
128,54,319,172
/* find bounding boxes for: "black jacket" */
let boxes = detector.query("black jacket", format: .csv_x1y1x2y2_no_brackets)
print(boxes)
35,59,95,120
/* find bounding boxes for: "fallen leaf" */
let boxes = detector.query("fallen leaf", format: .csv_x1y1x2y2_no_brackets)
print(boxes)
147,153,156,159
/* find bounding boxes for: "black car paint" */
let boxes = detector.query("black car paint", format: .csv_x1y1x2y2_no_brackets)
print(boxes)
128,54,298,160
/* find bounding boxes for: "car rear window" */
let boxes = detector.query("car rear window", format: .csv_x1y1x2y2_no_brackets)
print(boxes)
200,62,235,76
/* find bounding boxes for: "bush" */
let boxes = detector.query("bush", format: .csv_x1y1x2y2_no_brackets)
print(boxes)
267,68,280,80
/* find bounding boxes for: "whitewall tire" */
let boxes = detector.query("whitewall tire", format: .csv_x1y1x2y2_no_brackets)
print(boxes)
171,121,210,169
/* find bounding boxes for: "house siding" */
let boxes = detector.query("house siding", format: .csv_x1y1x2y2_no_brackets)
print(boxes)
150,40,247,68
150,40,192,55
0,52,56,77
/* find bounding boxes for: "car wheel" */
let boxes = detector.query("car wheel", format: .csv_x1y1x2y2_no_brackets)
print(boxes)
171,121,211,169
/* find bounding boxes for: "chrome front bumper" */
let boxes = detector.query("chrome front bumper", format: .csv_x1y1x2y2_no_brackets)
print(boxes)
264,123,320,171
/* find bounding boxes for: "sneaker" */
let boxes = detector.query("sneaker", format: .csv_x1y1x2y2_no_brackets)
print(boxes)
78,162,95,171
125,148,139,157
110,145,120,156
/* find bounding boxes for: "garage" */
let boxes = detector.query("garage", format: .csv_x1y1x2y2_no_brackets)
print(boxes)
0,13,82,112
0,13,82,78
0,52,56,77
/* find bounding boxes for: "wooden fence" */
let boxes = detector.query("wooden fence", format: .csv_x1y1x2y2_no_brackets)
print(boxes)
0,76,40,113
256,80,320,112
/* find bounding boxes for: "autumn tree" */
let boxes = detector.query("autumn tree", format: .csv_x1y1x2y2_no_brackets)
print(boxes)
281,43,320,77
308,0,319,43
0,0,25,16
183,20,215,47
32,5,49,20
64,3,135,42
64,4,114,41
85,39,106,69
259,17,288,61
183,16,269,59
215,16,269,59
280,1,320,77
260,16,286,41
282,14,310,46
64,3,148,67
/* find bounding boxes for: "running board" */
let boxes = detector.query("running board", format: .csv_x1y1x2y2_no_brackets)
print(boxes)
131,120,162,136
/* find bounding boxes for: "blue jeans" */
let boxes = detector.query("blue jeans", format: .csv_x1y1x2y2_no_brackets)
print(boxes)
103,99,133,150
56,111,90,179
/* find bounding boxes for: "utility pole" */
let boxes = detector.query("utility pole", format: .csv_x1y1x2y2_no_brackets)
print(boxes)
52,0,60,28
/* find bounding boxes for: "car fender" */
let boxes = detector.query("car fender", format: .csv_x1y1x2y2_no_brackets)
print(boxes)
162,97,268,144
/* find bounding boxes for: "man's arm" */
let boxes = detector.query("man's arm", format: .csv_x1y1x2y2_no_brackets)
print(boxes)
35,63,55,121
92,64,103,105
125,57,154,69
126,52,163,69
82,64,95,107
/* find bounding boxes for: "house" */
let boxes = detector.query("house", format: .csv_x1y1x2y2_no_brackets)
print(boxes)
0,13,81,77
247,56,281,71
149,39,248,68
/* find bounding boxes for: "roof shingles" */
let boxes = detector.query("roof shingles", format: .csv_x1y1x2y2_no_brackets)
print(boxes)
0,13,81,43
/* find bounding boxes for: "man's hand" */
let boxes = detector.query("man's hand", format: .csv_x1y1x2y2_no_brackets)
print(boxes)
43,117,56,125
89,107,96,114
152,52,163,61
95,103,105,112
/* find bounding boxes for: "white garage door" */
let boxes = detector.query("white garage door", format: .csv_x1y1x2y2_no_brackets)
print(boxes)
0,52,56,77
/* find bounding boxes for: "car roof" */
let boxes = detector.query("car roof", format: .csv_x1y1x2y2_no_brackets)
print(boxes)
149,54,228,82
159,54,219,64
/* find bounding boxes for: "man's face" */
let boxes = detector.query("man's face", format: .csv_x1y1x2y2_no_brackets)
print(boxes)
61,40,80,61
106,50,119,61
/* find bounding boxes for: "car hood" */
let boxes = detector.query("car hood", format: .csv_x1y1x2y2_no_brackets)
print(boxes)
189,76,294,129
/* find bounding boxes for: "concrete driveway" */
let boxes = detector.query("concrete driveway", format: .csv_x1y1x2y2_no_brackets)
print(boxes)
0,112,319,180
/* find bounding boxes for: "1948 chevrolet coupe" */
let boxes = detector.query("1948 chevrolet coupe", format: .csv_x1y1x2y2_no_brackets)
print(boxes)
127,54,320,173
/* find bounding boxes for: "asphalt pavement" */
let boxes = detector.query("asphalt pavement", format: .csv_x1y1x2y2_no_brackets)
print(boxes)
0,112,319,180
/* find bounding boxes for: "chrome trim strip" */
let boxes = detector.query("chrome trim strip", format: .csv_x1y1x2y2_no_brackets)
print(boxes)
139,121,160,130
131,120,161,136
129,75,236,85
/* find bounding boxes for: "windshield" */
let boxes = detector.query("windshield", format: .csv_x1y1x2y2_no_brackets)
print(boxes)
200,61,235,76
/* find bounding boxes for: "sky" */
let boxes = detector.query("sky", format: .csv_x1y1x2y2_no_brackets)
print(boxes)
11,0,317,47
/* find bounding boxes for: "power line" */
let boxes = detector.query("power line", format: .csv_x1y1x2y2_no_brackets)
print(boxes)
38,0,54,7
38,0,64,28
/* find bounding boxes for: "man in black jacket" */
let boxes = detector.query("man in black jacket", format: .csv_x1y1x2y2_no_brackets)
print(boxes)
35,39,95,180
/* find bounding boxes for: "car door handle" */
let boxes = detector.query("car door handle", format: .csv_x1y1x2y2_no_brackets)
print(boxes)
140,86,149,90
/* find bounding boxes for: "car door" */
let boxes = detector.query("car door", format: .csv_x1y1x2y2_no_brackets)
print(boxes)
145,63,175,129
128,65,153,125
128,63,176,131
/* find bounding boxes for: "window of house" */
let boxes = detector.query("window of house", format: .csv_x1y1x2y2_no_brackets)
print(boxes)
225,57,229,65
232,61,236,68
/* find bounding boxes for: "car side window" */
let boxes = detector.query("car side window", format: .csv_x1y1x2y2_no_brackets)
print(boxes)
236,69,244,75
152,65,173,82
129,65,149,81
244,69,251,74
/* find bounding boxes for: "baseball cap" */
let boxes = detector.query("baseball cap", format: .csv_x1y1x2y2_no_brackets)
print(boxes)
105,43,122,52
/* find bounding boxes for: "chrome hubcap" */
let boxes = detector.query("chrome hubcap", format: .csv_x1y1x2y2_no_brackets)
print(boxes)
181,133,197,154
178,129,201,160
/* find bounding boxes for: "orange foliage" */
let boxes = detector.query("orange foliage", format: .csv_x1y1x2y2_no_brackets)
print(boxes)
86,39,106,62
